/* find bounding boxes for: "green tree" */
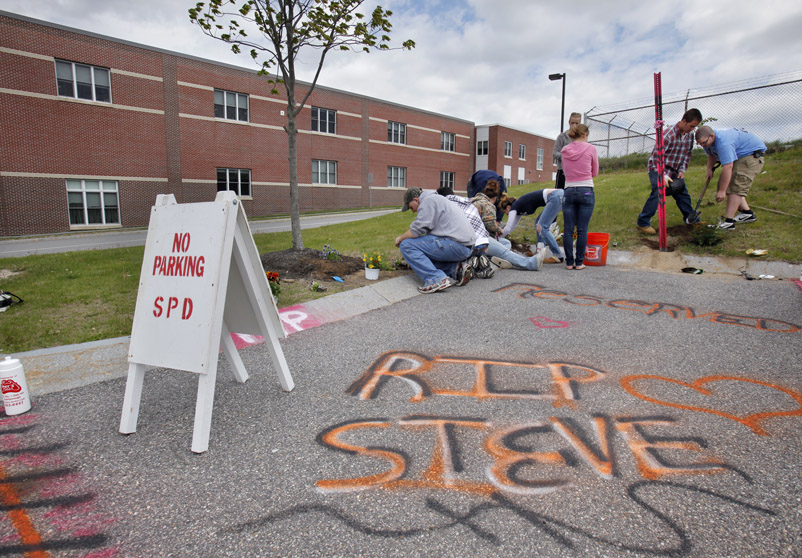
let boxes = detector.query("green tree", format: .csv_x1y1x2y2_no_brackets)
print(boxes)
189,0,415,250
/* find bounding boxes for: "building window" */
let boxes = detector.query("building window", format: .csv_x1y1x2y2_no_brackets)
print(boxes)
217,168,251,196
519,144,526,160
387,166,406,188
55,60,111,103
214,89,249,122
477,140,488,156
312,107,336,134
504,141,513,158
440,171,455,190
388,121,406,144
537,148,544,170
441,132,456,152
67,179,119,225
312,160,337,185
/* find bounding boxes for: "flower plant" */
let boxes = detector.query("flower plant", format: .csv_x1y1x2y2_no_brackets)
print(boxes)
362,250,383,269
265,271,281,297
319,244,342,261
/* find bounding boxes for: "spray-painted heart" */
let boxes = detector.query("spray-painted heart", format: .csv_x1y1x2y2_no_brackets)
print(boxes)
619,374,802,436
529,317,569,329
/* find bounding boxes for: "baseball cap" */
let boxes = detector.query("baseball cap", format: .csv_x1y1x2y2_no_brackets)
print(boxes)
401,187,422,211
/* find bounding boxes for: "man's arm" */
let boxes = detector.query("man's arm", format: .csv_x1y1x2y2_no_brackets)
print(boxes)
705,153,717,181
715,162,734,202
553,133,566,162
394,229,417,247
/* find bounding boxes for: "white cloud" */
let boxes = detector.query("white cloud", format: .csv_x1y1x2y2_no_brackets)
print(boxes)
3,0,801,140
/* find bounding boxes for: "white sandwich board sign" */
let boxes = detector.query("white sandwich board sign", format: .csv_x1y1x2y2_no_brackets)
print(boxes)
120,192,294,453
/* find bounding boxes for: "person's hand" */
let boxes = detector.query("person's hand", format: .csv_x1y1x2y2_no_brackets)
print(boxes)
536,224,542,234
706,169,714,181
394,236,402,247
715,190,726,203
678,171,685,179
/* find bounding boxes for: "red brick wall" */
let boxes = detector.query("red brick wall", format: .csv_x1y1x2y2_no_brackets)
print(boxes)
0,12,479,236
487,125,556,186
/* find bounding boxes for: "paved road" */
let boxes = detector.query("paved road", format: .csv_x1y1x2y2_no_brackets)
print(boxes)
0,209,397,257
2,264,800,557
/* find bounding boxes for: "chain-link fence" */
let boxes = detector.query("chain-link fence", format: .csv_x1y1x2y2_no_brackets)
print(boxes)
585,70,802,159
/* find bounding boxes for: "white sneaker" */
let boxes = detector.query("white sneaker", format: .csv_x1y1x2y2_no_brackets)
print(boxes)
535,249,546,271
491,256,513,269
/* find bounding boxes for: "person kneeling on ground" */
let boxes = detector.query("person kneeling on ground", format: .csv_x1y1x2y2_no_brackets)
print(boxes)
437,186,495,279
502,188,565,263
472,182,545,271
396,187,477,293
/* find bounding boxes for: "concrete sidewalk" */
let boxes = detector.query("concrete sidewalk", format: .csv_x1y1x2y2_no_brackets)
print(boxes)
9,248,800,397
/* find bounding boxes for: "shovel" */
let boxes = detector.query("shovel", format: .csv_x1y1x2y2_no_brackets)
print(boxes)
686,161,720,224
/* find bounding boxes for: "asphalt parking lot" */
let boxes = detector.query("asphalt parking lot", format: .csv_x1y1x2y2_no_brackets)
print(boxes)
1,263,801,557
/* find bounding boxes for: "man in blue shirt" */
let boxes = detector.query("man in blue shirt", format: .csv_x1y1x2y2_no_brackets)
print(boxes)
695,126,766,230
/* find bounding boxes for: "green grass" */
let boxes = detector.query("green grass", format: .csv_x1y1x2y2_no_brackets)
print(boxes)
1,148,800,353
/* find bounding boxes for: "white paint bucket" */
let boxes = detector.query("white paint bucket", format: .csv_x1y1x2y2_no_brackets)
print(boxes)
0,357,32,415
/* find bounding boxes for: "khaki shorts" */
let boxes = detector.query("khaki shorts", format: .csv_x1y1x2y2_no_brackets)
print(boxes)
726,154,764,197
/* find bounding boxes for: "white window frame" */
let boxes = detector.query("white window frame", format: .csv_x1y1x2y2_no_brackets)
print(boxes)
313,160,337,185
55,60,111,103
312,107,336,134
387,166,407,188
214,89,249,122
388,121,407,144
441,132,456,152
217,168,252,197
440,171,455,190
66,179,119,226
504,141,513,158
537,148,544,171
477,140,488,156
519,144,526,160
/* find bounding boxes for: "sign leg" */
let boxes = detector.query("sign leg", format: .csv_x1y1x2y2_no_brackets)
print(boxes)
221,321,249,383
264,334,295,392
191,368,218,453
119,362,148,434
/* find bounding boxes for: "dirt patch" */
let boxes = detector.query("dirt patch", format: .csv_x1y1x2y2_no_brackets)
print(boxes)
260,248,366,280
0,269,21,280
638,224,700,252
259,247,412,291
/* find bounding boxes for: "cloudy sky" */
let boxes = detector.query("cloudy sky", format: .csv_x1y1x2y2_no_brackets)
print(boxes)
3,0,802,138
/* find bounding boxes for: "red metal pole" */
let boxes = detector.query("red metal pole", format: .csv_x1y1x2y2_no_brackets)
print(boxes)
653,73,667,251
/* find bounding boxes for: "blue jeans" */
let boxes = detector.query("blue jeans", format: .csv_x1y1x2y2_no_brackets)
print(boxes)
562,187,595,266
486,237,540,270
400,234,471,285
535,189,564,258
637,170,695,227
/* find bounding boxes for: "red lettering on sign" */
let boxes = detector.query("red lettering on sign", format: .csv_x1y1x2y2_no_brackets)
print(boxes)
153,296,164,317
173,232,190,253
166,297,179,318
182,298,193,320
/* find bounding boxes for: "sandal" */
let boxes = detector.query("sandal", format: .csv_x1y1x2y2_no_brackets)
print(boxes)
575,264,586,270
565,264,575,270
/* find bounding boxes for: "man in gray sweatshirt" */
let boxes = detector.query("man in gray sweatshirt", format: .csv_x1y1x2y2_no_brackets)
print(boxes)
395,187,477,293
552,112,582,189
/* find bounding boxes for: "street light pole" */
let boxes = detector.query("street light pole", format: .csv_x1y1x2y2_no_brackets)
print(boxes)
549,72,566,132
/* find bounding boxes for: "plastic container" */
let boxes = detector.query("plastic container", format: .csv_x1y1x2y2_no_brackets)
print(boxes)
0,356,32,415
365,267,380,280
584,232,610,266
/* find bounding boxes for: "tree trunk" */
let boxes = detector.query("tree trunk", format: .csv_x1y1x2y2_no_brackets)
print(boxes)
286,109,304,250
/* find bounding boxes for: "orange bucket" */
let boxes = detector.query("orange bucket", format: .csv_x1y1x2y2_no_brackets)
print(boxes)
584,232,610,266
